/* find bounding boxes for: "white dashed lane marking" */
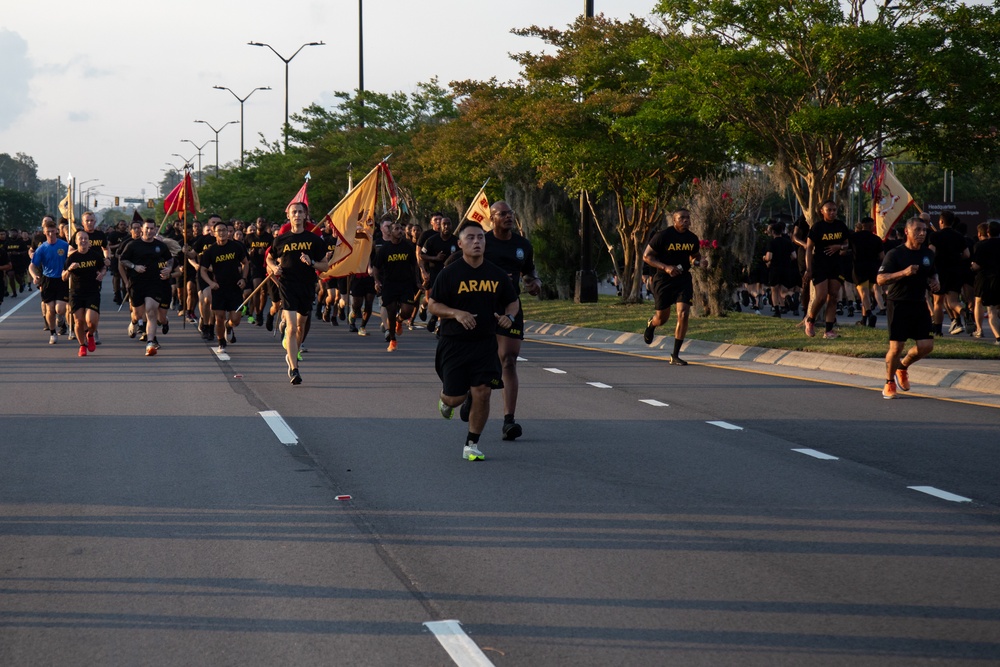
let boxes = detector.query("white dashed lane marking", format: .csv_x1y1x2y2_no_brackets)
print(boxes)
587,382,612,389
707,421,743,430
793,448,839,460
516,356,527,362
908,486,972,503
639,399,669,407
259,410,299,445
423,620,496,667
543,368,567,374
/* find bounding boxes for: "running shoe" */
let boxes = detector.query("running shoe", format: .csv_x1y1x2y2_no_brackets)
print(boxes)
93,331,101,346
139,332,148,343
669,355,688,366
407,322,414,331
265,312,275,331
419,305,427,322
804,320,815,337
895,367,910,391
227,326,236,343
463,444,485,461
438,398,454,419
459,392,472,422
501,420,522,441
823,330,839,339
86,333,96,352
338,306,346,321
145,342,157,356
58,323,67,336
161,321,169,335
643,318,655,345
358,326,368,336
949,319,964,335
349,322,358,333
387,339,398,352
78,345,87,357
973,329,983,338
427,320,436,334
128,321,137,338
882,380,897,399
280,322,288,350
964,310,976,334
289,368,302,385
150,338,160,350
216,343,227,354
297,350,303,362
247,315,256,325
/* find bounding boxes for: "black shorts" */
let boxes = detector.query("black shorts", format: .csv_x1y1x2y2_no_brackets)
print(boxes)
852,264,879,288
651,273,693,310
766,265,796,289
887,300,933,342
810,259,844,285
336,277,348,292
268,277,281,302
496,298,525,340
435,335,504,396
211,286,243,312
279,279,316,316
40,277,69,303
976,274,1000,306
748,262,767,284
249,262,267,281
130,281,171,309
381,282,417,307
69,290,101,313
938,269,963,294
349,274,376,297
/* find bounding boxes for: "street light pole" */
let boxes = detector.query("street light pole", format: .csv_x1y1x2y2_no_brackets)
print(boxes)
179,141,214,186
359,0,364,126
575,0,598,303
247,41,325,151
194,120,239,176
213,86,270,168
77,178,99,217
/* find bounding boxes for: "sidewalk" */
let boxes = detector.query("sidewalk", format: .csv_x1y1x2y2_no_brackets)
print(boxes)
524,320,1000,408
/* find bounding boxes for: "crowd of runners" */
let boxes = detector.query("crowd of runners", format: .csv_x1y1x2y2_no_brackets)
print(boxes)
0,201,541,461
640,204,1000,399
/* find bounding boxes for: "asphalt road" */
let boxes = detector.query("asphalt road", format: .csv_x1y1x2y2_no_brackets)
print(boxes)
1,285,998,666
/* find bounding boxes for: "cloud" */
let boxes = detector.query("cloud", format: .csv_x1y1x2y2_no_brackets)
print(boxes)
68,111,90,122
81,65,113,78
0,29,32,131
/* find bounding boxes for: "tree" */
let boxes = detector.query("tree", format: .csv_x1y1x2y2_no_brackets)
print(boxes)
0,187,44,229
654,0,1000,224
0,152,39,193
509,15,727,302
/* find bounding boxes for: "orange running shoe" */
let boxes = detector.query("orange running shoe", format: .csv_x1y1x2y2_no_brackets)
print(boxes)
804,320,815,337
882,380,897,399
78,345,87,357
387,339,398,352
895,367,910,391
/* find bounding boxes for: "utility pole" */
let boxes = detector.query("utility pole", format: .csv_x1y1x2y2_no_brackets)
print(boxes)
575,0,599,303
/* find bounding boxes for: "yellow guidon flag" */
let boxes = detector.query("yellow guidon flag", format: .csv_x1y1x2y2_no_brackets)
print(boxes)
875,167,916,240
317,162,382,279
461,180,493,231
58,178,75,238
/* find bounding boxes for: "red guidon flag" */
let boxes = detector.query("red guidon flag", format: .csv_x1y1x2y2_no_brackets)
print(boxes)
162,172,200,221
288,171,310,210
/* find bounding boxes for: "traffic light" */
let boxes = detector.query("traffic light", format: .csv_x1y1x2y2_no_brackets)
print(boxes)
93,199,98,207
147,199,155,208
114,196,120,206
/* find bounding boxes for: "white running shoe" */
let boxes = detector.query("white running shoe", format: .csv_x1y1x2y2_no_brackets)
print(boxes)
462,444,485,461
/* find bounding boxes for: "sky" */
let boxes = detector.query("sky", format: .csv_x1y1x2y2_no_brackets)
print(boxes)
0,0,658,208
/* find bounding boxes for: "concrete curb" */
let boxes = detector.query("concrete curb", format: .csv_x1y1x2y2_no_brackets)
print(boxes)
524,321,1000,398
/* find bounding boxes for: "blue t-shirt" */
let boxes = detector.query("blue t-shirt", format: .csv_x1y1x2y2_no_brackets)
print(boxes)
31,240,70,278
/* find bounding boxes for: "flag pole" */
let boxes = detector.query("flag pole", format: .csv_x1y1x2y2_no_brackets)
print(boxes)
460,178,491,222
235,274,276,314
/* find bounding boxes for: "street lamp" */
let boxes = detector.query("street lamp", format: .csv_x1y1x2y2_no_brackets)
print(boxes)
180,141,214,186
84,184,104,211
77,178,99,216
172,153,198,177
194,119,239,175
147,181,161,200
212,85,270,167
247,41,325,151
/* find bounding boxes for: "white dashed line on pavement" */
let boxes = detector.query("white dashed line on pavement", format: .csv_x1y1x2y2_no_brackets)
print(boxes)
259,410,299,445
424,620,496,667
516,356,527,362
639,399,669,407
908,486,972,503
587,382,612,389
214,349,230,361
0,290,39,324
543,368,567,374
792,448,839,460
707,421,743,430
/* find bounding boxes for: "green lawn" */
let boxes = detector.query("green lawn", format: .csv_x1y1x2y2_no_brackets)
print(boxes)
523,295,1000,360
